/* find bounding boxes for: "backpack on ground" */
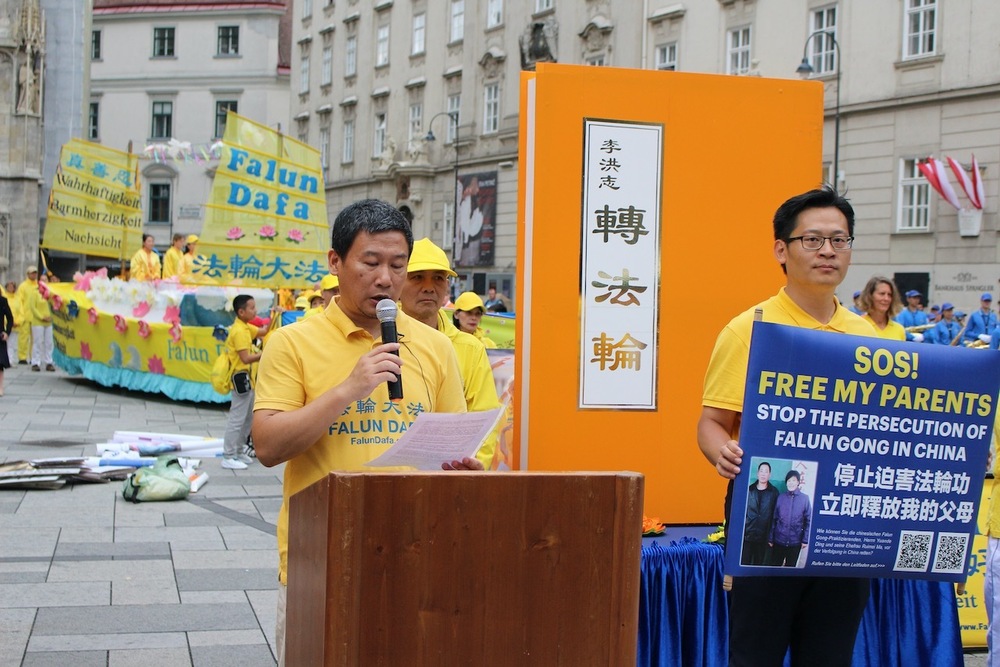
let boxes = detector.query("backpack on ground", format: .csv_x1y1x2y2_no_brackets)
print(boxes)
122,456,191,503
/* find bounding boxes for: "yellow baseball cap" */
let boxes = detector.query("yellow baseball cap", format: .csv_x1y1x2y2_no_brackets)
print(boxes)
186,234,199,244
454,291,486,313
294,296,309,309
26,265,38,274
407,238,457,277
320,274,339,291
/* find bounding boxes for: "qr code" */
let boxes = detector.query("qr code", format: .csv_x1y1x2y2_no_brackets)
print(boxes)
932,533,970,574
894,530,933,572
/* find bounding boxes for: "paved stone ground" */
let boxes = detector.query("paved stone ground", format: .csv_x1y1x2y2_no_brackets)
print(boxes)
0,364,283,666
0,364,992,666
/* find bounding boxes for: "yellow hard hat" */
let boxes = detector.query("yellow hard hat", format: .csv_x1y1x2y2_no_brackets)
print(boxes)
454,291,486,313
407,238,457,277
320,274,339,291
186,234,199,244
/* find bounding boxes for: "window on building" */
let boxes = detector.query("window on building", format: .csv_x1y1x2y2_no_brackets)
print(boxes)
898,159,930,231
654,43,678,71
345,35,357,76
408,103,423,144
483,83,499,134
726,26,751,75
92,30,102,60
808,6,837,74
376,25,390,66
447,94,461,143
535,0,553,12
300,54,310,94
904,0,936,59
322,46,333,85
412,13,425,55
88,102,99,140
487,0,503,28
319,127,330,174
442,201,454,250
149,183,171,225
215,101,237,139
151,101,172,138
450,0,464,42
218,26,239,55
302,0,312,20
343,119,355,163
153,27,175,57
374,112,387,156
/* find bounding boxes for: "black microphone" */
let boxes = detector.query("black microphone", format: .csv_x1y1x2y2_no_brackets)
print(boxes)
376,298,403,401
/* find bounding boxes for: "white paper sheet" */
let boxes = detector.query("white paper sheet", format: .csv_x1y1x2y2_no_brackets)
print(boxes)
365,408,503,470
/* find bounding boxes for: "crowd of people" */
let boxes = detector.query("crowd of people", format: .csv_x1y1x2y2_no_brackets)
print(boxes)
849,280,1000,348
0,265,57,377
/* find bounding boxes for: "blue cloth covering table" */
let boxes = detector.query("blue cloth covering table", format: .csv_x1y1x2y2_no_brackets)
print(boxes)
638,538,962,666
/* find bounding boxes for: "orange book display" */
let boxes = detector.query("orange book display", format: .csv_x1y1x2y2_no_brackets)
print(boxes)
516,63,825,523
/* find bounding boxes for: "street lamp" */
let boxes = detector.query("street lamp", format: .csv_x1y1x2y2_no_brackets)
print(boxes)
796,30,841,186
425,111,460,257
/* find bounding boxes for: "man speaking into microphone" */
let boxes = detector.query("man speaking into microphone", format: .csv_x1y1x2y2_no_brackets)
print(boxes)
252,199,477,666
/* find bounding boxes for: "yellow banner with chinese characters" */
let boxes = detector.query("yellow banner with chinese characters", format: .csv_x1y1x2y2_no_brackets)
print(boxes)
192,112,329,288
42,139,142,260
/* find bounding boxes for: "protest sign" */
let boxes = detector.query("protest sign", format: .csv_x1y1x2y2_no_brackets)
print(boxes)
725,321,1000,581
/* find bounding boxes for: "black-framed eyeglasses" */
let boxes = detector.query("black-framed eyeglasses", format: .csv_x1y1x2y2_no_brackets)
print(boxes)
785,235,854,251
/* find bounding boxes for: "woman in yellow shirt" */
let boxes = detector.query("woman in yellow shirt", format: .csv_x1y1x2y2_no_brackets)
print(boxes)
453,291,497,348
130,234,162,282
858,276,905,341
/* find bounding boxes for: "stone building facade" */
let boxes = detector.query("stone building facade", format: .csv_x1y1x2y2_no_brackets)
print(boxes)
0,0,44,285
90,0,291,263
292,0,999,308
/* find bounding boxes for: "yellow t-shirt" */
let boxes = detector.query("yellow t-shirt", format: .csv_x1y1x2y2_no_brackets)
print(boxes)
436,310,501,468
181,252,198,283
226,318,260,378
473,327,498,349
703,287,877,415
254,297,467,584
2,288,20,326
861,314,906,341
15,278,36,313
27,285,52,327
162,247,184,279
987,410,1000,538
130,248,161,282
301,306,324,319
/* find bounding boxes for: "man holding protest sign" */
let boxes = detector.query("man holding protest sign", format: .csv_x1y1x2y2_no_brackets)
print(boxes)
697,186,877,666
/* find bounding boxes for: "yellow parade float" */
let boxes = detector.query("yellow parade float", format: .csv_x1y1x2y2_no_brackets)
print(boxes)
43,115,514,404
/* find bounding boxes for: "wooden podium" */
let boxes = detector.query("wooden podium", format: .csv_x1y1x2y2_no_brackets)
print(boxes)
286,471,643,665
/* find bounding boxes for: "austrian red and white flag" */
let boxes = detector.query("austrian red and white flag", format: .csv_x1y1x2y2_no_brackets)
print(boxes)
972,154,985,210
946,157,982,209
917,158,962,210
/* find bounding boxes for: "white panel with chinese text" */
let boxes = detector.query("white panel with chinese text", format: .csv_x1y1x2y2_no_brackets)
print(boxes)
579,119,662,410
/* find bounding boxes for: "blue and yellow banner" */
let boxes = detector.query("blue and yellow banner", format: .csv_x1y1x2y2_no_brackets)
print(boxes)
725,322,1000,581
192,112,329,288
42,139,142,260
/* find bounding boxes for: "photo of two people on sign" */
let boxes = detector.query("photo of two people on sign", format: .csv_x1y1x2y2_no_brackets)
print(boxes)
741,457,817,568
